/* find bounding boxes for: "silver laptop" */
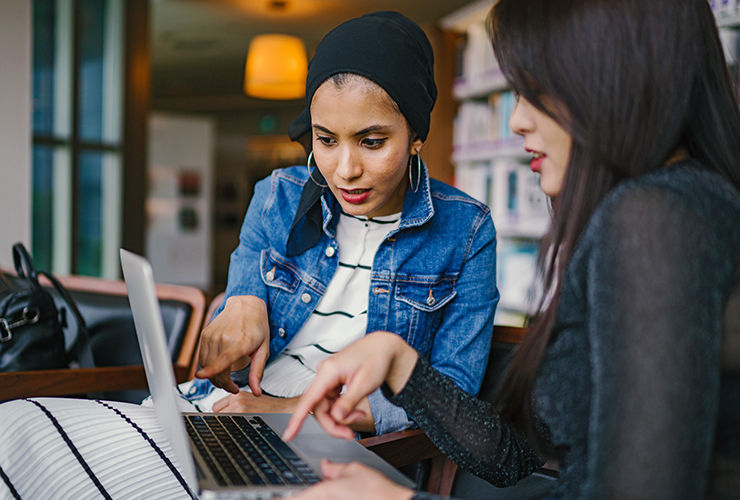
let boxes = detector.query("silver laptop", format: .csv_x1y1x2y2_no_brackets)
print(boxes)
120,248,414,499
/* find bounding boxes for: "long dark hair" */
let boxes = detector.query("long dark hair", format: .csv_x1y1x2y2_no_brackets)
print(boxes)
489,0,740,453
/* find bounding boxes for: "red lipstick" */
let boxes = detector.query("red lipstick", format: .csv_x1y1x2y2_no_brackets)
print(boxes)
528,150,546,173
530,156,544,172
340,189,371,204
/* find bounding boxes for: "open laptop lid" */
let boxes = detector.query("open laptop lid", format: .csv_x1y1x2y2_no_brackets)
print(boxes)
120,248,199,493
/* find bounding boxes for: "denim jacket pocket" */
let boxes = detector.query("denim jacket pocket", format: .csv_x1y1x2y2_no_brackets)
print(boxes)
395,278,457,311
260,249,301,293
394,278,457,354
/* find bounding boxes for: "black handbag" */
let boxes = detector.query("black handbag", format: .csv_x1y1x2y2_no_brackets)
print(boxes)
0,243,94,372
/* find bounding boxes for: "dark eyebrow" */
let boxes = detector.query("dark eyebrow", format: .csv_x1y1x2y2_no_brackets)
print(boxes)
313,124,334,135
312,124,389,137
354,125,388,136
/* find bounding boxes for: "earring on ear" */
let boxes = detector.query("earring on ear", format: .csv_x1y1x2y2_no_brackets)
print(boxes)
307,151,328,188
408,153,421,193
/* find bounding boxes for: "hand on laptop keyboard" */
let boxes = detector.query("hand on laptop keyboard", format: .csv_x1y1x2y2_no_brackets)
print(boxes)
196,295,271,395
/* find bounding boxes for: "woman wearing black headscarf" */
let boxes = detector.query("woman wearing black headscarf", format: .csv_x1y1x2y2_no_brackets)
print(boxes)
0,12,498,499
190,10,499,435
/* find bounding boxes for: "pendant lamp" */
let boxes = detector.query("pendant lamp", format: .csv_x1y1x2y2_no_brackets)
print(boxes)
244,34,308,100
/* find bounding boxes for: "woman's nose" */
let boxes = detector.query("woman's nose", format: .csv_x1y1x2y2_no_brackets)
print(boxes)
335,148,362,181
509,97,534,137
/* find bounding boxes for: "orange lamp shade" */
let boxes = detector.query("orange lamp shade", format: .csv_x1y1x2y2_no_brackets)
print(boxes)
244,34,308,100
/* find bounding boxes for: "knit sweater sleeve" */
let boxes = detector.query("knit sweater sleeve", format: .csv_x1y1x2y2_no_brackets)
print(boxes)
387,356,544,488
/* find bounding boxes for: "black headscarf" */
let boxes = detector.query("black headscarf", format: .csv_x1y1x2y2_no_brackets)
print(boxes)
286,11,437,256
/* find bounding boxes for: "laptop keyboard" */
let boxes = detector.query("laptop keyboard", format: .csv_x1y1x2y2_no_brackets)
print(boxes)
184,414,321,487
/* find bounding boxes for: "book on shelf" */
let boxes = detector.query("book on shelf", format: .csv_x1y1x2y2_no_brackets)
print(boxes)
453,19,508,98
496,92,516,140
462,22,498,85
454,101,495,147
719,27,740,63
454,159,549,239
496,238,540,314
712,0,738,16
490,159,549,237
453,91,517,148
454,160,492,206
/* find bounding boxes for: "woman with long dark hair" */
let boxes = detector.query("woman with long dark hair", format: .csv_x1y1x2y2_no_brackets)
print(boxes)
284,0,740,498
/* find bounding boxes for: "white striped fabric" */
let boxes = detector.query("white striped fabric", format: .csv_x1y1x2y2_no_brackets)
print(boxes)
260,211,400,399
0,398,193,500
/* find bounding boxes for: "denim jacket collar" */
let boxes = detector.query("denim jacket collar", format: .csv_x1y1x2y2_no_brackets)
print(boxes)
320,160,434,239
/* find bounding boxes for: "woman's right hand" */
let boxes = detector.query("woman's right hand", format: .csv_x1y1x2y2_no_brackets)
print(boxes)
195,295,270,395
292,460,414,500
284,331,418,441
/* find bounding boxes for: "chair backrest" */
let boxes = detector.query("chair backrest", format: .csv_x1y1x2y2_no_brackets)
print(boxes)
0,271,206,403
49,275,204,366
478,324,527,403
45,274,205,402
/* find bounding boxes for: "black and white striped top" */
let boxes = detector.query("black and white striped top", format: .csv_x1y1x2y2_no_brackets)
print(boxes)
260,211,400,398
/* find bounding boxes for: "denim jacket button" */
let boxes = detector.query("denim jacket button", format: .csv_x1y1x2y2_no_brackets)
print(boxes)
301,293,311,303
325,247,335,258
266,270,275,281
426,293,436,306
278,328,286,338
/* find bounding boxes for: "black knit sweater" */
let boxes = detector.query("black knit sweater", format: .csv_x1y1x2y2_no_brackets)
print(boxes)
393,161,740,500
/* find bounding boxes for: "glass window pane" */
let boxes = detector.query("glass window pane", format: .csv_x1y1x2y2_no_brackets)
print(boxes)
33,0,56,136
33,0,123,277
78,0,106,142
76,150,103,276
32,145,55,270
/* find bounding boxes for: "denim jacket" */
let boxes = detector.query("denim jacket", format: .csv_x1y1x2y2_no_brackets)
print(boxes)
216,163,499,434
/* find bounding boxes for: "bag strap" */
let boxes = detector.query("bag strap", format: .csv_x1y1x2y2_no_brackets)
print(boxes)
12,243,40,287
11,243,94,370
38,270,95,369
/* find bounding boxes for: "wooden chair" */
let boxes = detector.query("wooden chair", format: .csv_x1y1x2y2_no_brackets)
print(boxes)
0,273,207,402
359,325,538,496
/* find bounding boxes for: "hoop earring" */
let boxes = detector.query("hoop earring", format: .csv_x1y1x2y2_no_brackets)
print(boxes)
408,154,421,193
306,151,327,188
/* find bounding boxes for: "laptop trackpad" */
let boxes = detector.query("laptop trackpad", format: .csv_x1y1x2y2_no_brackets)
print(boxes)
260,413,365,459
292,434,363,460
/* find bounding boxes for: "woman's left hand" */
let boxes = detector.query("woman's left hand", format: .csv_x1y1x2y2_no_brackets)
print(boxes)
293,459,414,500
212,391,298,413
284,332,417,441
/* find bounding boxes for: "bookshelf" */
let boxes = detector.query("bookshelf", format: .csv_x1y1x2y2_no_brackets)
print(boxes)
441,1,547,326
